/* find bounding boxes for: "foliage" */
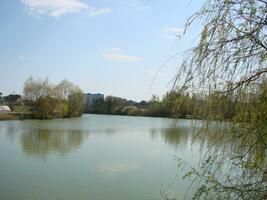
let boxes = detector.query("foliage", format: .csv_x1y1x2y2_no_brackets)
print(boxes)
170,0,267,199
32,96,56,119
68,92,84,117
12,105,31,113
23,77,84,119
0,113,20,120
86,92,211,118
87,95,149,116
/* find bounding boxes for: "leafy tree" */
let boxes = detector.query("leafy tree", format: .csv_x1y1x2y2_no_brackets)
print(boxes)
32,96,56,119
68,92,84,117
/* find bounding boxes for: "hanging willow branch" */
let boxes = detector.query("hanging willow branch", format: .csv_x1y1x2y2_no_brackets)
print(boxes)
175,0,267,93
171,1,267,199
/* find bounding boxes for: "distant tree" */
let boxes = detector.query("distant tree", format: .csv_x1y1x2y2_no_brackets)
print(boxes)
23,76,84,119
23,76,52,102
33,96,56,119
53,79,78,100
68,92,84,117
53,99,69,118
137,100,149,109
54,79,84,117
104,96,118,114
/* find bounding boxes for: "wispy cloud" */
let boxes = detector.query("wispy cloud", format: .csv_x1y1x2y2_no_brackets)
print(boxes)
104,48,142,62
21,0,111,17
130,0,150,13
18,55,27,59
161,27,184,40
89,8,112,16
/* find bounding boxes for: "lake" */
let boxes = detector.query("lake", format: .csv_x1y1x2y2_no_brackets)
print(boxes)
0,114,202,200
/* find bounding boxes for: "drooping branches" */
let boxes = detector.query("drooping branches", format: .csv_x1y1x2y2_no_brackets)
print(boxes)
171,1,267,199
176,0,267,93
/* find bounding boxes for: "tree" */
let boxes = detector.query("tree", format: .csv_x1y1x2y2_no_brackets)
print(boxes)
23,77,84,119
105,96,119,114
54,79,84,117
33,96,57,119
68,92,84,117
171,0,267,199
53,79,77,99
23,76,52,102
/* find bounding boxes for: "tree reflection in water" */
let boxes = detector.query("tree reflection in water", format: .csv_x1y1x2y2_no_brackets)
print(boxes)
20,129,86,157
150,127,192,148
150,124,222,151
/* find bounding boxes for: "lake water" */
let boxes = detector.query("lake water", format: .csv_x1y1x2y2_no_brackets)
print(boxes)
0,114,202,200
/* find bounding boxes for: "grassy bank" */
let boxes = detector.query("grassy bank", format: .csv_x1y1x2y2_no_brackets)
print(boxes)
0,112,32,121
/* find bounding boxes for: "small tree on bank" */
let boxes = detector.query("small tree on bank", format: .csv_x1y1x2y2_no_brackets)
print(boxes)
23,77,84,119
68,92,84,117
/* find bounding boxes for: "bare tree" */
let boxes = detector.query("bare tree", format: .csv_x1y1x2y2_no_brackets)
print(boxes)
23,76,52,101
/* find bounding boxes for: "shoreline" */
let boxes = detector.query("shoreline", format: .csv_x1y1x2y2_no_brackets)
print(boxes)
0,112,32,121
0,112,189,121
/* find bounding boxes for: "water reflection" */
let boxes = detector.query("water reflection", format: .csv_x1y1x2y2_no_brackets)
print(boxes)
100,160,139,175
20,129,85,157
0,116,203,200
150,127,193,148
150,121,228,148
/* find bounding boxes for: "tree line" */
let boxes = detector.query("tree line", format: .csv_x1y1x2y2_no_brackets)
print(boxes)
85,88,247,120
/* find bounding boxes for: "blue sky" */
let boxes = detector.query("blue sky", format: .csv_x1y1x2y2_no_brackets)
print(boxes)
0,0,204,101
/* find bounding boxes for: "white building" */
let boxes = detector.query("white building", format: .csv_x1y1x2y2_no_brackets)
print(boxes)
0,105,11,113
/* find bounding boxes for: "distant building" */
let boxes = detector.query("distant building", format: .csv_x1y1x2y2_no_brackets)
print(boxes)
84,93,104,112
4,94,22,104
0,92,3,104
0,105,11,112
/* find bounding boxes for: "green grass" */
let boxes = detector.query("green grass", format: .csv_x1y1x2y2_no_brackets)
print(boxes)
12,105,31,113
0,113,20,120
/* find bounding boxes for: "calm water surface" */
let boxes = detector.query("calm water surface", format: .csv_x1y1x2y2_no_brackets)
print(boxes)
0,114,202,200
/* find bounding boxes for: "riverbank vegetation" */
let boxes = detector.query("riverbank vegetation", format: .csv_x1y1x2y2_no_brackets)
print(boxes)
0,113,20,120
166,0,267,199
23,77,84,119
86,90,239,120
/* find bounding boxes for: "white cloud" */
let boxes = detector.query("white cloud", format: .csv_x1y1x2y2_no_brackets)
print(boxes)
104,48,142,62
21,0,111,17
89,7,112,16
130,0,150,13
18,55,27,59
161,27,184,40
